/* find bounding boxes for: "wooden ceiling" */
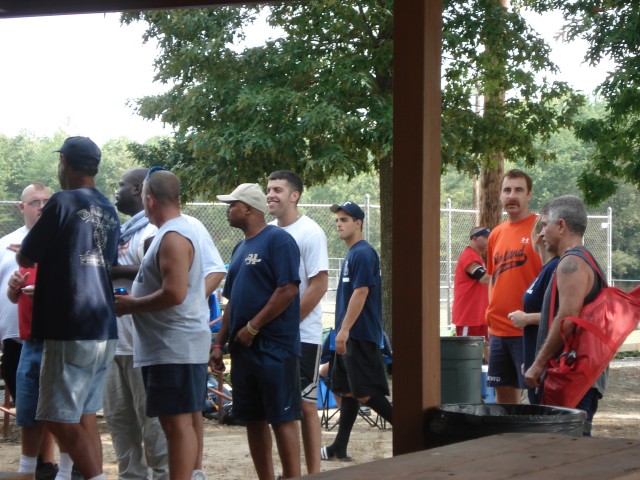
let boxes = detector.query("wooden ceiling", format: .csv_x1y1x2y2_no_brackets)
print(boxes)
0,0,254,18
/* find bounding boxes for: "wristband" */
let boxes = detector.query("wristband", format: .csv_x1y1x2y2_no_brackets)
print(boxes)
246,321,260,336
212,344,223,350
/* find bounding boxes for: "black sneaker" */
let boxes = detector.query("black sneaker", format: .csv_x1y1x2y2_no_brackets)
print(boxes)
35,461,59,480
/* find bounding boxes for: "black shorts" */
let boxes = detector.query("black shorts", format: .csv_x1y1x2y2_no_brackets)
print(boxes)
300,342,321,404
142,363,207,417
1,339,22,401
231,338,301,425
332,339,389,398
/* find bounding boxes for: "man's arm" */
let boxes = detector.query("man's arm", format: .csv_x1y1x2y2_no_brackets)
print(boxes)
16,250,35,268
209,300,231,373
465,261,490,286
110,264,140,281
525,255,594,387
299,271,329,321
335,286,369,355
204,271,226,298
234,282,299,347
115,232,193,315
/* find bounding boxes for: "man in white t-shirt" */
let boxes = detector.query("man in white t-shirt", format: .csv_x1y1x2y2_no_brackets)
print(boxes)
267,170,329,475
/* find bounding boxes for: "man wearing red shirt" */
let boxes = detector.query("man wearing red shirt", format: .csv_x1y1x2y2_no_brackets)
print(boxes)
452,226,490,340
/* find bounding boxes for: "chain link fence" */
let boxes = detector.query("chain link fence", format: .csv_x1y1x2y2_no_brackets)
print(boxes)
0,198,614,327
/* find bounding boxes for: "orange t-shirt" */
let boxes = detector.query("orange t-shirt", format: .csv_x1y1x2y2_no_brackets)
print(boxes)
485,214,542,337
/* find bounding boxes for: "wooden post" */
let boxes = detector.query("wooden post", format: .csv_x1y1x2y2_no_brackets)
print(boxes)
392,0,442,455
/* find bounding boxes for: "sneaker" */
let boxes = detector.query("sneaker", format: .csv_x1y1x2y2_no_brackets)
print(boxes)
192,470,208,480
35,461,59,480
359,406,371,416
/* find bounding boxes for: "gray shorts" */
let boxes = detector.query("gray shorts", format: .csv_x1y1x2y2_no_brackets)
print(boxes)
37,339,116,423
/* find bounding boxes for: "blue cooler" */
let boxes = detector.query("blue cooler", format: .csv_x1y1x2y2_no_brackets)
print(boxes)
481,365,496,404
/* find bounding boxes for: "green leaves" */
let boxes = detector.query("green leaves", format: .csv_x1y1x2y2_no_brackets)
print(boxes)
122,3,391,198
442,0,585,176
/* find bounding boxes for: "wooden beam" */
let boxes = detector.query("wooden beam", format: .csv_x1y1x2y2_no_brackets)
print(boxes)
0,0,254,18
392,0,442,455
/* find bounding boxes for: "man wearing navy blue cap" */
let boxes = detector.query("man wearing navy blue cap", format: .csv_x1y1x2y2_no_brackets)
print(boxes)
17,136,120,480
321,201,392,462
452,226,490,340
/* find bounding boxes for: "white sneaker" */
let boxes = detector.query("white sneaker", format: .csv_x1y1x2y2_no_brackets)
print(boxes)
192,470,207,480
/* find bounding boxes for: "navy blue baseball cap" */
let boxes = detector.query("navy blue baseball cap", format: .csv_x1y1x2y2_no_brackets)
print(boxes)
330,201,365,221
54,136,101,165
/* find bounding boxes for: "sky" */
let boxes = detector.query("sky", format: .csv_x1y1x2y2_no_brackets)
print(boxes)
0,9,615,148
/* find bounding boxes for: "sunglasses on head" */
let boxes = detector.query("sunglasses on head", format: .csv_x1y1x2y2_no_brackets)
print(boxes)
146,166,169,196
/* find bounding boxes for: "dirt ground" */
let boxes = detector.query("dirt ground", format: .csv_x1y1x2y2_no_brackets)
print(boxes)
2,359,639,478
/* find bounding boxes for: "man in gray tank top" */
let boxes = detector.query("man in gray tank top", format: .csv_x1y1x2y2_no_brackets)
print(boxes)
525,195,607,436
115,168,210,479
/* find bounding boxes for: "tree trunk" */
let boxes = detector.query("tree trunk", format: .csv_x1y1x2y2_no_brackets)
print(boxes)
479,154,504,229
379,153,393,339
480,0,508,230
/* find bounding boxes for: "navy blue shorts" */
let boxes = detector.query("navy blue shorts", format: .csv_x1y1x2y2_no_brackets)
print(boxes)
487,335,526,389
230,339,301,425
142,363,207,417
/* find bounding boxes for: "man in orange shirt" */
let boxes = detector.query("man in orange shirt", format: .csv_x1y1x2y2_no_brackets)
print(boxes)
485,169,542,404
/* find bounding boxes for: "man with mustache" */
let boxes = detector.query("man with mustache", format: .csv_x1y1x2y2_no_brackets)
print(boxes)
485,169,542,404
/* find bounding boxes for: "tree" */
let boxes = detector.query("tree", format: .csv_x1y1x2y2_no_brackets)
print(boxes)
517,1,640,205
442,0,585,227
122,3,396,328
122,1,583,331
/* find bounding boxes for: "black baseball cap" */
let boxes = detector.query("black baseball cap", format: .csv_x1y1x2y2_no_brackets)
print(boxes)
54,136,101,166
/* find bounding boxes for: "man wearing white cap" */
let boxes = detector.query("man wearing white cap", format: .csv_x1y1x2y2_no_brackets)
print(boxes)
211,183,302,480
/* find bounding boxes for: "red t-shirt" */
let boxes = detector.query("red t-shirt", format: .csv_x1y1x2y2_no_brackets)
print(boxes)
486,214,542,337
18,266,37,341
452,246,488,327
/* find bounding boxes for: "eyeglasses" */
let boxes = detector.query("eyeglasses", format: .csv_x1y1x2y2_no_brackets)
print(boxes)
23,199,50,208
146,166,169,196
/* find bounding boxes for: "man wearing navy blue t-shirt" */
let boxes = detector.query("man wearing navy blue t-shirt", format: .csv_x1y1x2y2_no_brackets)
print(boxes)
17,136,120,480
321,201,393,462
211,183,302,480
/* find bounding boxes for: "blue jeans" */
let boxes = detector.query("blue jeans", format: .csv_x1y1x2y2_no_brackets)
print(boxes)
576,387,600,437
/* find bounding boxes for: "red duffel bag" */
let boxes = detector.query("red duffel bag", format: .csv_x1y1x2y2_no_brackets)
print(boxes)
542,251,640,408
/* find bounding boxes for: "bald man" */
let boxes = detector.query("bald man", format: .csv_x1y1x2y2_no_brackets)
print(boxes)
1,183,51,405
0,183,56,476
115,168,210,480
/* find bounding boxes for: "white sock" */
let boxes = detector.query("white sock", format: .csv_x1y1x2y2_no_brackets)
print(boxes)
88,475,106,480
18,455,38,473
55,453,73,480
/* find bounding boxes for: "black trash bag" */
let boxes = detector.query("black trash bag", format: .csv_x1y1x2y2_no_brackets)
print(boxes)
219,403,246,426
427,403,586,448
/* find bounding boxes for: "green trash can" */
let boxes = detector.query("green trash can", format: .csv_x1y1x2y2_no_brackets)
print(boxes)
440,336,483,404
